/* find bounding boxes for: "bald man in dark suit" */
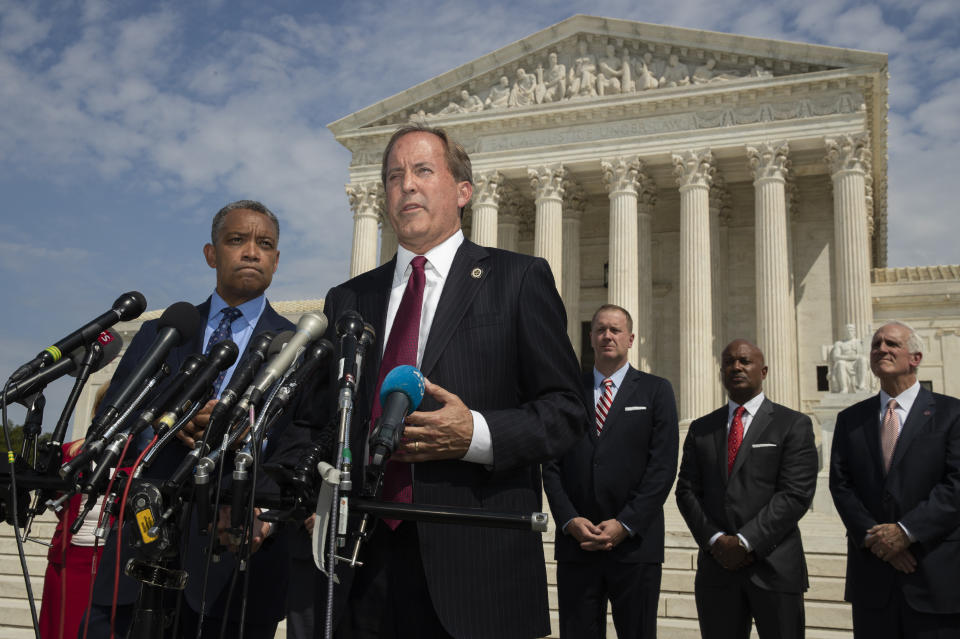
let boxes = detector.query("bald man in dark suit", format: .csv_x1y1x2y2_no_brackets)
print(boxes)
676,339,818,639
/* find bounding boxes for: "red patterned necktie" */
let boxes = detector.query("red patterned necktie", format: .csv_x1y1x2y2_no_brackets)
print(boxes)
595,378,614,436
372,256,427,528
881,399,900,472
727,405,745,475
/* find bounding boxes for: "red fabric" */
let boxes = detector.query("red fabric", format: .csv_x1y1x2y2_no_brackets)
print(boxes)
727,406,745,474
38,441,103,639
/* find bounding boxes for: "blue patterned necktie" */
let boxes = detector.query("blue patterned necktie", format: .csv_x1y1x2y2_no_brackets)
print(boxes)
207,306,242,395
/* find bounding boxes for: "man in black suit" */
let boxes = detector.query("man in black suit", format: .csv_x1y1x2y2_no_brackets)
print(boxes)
830,320,960,638
84,200,295,639
676,339,818,639
543,304,678,638
305,124,586,639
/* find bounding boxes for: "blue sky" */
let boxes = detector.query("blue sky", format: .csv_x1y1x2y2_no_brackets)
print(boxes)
1,0,958,429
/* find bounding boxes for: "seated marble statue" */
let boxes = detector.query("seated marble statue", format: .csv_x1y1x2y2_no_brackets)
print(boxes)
636,52,660,90
508,68,537,107
437,89,484,115
829,324,870,393
567,40,598,97
659,54,690,87
692,58,717,84
536,52,566,103
749,65,774,79
597,43,625,96
485,76,511,109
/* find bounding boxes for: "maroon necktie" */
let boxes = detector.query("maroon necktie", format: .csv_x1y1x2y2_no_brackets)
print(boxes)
727,405,745,475
372,256,427,528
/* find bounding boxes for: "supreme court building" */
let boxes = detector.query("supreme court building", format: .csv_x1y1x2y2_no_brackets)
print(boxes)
328,14,960,435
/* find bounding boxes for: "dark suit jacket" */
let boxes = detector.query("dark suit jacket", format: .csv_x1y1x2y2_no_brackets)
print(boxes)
542,367,678,564
676,397,818,594
303,240,587,639
829,387,960,614
90,297,295,625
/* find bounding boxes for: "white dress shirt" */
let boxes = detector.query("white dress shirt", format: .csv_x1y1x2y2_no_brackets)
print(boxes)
387,230,492,464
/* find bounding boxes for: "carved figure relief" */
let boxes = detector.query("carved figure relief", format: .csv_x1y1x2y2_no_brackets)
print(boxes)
416,38,786,118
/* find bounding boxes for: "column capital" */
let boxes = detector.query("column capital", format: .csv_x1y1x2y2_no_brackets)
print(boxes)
346,182,383,219
672,149,714,190
563,179,587,219
473,170,504,207
746,141,790,183
600,156,645,195
709,174,732,223
638,178,658,215
528,164,566,201
825,133,871,176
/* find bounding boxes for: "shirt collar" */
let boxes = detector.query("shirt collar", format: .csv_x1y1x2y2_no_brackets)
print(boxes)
208,291,265,328
880,380,921,414
594,362,630,389
728,391,766,420
394,230,464,284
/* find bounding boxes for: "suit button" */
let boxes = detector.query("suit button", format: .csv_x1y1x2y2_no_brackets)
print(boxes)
883,493,892,502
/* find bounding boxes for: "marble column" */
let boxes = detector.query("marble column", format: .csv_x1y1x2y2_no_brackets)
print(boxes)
379,214,397,265
636,181,657,373
497,184,522,253
529,164,566,289
562,182,586,358
748,142,799,409
673,150,714,421
347,182,382,277
601,156,642,369
709,176,729,405
825,134,873,343
471,171,503,248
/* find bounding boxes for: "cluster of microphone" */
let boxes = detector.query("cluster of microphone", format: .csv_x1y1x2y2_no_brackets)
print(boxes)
3,289,434,544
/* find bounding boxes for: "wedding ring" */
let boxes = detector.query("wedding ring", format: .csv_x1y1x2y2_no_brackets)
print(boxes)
415,441,420,452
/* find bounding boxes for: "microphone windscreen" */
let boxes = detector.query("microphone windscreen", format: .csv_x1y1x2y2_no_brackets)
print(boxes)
379,365,425,409
157,301,202,346
113,291,147,321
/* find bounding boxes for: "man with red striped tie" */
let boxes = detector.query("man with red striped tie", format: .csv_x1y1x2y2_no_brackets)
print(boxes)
544,304,679,638
676,339,818,639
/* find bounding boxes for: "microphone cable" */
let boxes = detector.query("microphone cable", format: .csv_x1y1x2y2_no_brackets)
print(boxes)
1,378,41,639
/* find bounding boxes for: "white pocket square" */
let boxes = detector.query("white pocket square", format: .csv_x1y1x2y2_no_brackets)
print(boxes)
624,406,647,411
752,443,777,448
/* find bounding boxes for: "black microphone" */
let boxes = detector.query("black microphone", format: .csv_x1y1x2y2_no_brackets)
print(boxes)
336,310,364,391
122,354,208,440
86,302,201,441
260,338,335,423
9,291,146,382
1,329,123,406
153,340,239,439
246,313,327,408
206,331,275,432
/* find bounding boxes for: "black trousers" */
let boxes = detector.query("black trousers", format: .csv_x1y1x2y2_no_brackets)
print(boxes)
344,521,453,639
80,598,278,639
556,558,662,638
852,587,960,639
694,576,804,639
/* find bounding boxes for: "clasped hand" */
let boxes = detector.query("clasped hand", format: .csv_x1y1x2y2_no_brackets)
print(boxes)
865,523,916,573
567,517,628,551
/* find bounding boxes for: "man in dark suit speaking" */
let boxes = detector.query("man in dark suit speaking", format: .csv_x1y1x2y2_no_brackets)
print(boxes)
306,124,587,639
830,321,960,637
676,339,818,639
543,304,679,638
85,200,295,639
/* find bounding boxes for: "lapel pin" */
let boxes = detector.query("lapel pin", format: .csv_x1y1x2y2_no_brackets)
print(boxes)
923,410,931,416
471,267,483,279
